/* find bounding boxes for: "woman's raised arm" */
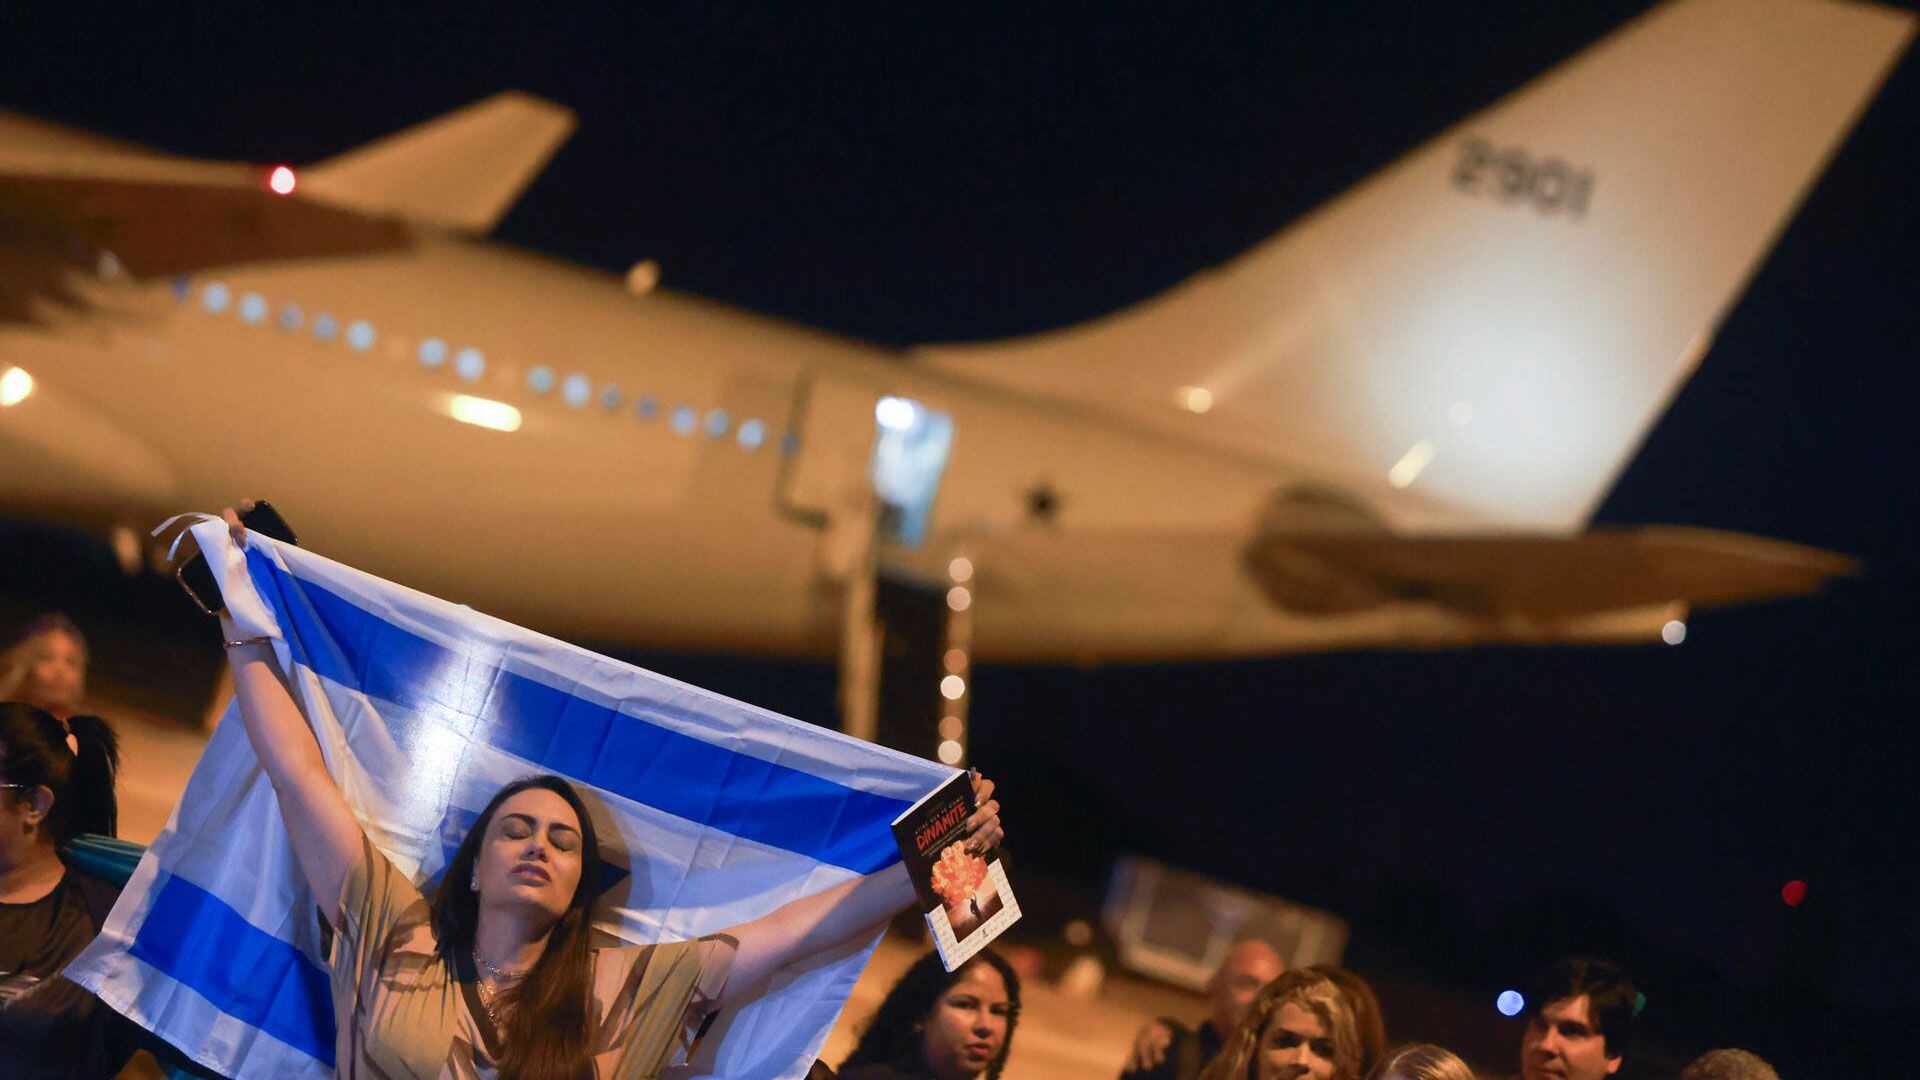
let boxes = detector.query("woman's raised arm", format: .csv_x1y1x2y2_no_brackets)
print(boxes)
718,774,1003,999
218,504,365,918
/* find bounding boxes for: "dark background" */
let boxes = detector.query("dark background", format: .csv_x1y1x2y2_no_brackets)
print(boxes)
4,3,1917,1073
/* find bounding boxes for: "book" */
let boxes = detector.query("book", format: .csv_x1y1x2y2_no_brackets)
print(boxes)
891,771,1021,970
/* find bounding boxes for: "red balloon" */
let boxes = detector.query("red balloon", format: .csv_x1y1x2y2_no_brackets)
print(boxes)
1781,880,1808,907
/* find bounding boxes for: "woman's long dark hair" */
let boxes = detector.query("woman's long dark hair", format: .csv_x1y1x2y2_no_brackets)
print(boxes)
429,774,601,1080
840,948,1022,1080
0,701,118,841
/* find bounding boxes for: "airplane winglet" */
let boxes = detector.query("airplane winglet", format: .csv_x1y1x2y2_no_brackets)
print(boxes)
300,91,576,234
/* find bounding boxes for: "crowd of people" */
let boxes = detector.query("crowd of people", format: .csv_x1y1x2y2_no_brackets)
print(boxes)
0,519,1789,1080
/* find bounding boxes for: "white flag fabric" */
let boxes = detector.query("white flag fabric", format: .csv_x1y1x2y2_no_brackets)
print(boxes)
67,518,954,1079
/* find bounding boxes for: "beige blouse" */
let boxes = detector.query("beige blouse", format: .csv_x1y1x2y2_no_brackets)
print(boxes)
330,839,734,1079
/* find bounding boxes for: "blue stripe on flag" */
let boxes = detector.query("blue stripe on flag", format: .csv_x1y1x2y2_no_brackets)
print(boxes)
245,549,914,874
127,874,336,1065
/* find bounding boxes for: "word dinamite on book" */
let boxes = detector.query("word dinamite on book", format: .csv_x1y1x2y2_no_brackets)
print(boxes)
892,771,1021,970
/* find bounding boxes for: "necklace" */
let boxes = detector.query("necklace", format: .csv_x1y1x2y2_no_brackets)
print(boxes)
473,950,527,1032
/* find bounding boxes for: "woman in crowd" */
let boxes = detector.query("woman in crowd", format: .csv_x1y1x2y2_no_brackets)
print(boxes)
1363,1044,1475,1080
0,614,90,725
215,506,1006,1080
0,700,130,1078
1311,966,1387,1076
838,949,1021,1080
1198,968,1367,1080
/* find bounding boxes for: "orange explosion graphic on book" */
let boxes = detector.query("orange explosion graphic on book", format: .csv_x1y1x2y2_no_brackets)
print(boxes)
930,844,989,909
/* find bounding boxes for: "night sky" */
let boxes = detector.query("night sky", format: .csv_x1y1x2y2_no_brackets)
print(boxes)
5,2,1917,1071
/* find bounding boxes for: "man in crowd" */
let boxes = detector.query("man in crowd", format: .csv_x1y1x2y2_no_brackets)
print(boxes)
1518,957,1638,1080
1118,939,1285,1080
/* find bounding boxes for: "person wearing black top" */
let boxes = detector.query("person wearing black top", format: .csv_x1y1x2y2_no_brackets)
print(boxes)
840,949,1021,1080
0,700,142,1079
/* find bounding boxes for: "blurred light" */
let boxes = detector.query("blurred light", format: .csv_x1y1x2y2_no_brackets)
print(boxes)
0,367,34,407
268,166,297,195
1176,385,1213,413
346,319,376,351
526,365,555,394
1064,919,1093,947
781,432,801,456
947,586,971,612
239,293,267,325
1450,400,1475,427
943,648,968,674
1632,992,1648,1017
1496,990,1525,1017
940,675,966,701
636,394,660,421
948,556,974,583
96,251,122,279
1388,439,1436,489
600,384,623,410
418,339,447,368
875,395,917,431
562,374,592,408
170,276,192,302
447,395,521,432
936,739,964,765
201,281,231,314
671,405,697,435
454,347,486,382
277,302,302,331
737,418,766,450
1661,620,1686,646
312,313,338,341
705,408,731,438
938,715,964,740
1782,880,1807,907
625,259,660,295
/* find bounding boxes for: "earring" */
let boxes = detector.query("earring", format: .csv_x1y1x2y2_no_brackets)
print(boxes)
470,874,479,892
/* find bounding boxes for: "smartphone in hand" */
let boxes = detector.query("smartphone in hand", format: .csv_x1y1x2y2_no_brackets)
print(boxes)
176,501,299,615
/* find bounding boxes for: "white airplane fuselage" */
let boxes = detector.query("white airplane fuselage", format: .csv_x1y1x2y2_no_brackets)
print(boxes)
5,236,1323,661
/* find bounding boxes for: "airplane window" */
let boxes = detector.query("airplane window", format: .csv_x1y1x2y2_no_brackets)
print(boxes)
636,395,660,421
670,405,697,435
737,418,766,450
278,303,303,331
527,365,555,393
704,408,730,438
455,347,485,382
313,313,338,342
347,320,376,351
781,432,801,457
562,374,592,408
201,282,231,315
599,384,623,410
419,338,448,368
171,277,192,303
240,293,267,325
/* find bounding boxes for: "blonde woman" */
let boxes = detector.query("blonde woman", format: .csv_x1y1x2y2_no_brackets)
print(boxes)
0,615,88,723
1198,969,1365,1080
1365,1044,1475,1080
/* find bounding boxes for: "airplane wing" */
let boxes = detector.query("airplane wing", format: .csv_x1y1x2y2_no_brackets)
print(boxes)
0,91,574,324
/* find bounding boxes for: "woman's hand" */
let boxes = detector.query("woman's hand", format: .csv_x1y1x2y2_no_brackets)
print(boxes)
220,498,260,549
963,771,1003,855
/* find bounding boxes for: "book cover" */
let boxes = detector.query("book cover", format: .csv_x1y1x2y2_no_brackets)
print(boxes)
891,771,1021,970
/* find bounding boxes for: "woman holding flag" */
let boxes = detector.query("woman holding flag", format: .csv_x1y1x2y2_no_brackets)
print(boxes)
215,503,1005,1080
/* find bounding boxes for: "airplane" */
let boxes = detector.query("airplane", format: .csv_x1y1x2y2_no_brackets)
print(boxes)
0,0,1911,680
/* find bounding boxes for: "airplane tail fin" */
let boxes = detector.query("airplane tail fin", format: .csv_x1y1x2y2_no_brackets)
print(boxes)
301,91,575,234
916,0,1914,534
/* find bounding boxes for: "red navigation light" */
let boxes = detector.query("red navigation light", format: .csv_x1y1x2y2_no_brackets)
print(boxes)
268,166,297,196
1781,880,1808,907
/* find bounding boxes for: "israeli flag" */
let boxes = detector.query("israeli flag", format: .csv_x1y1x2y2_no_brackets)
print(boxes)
67,517,954,1079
